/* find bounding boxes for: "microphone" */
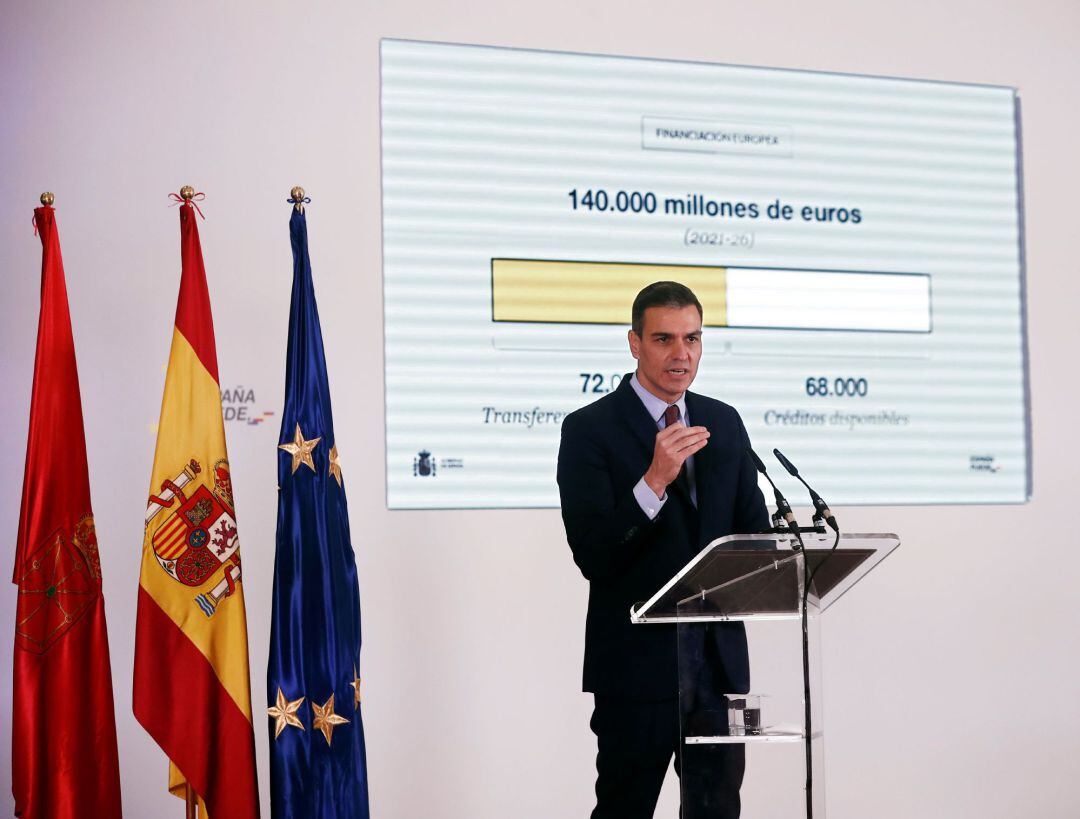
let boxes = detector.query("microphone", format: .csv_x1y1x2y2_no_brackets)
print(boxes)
747,447,801,539
772,449,838,532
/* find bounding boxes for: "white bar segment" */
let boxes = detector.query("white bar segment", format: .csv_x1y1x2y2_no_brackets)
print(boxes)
725,268,931,332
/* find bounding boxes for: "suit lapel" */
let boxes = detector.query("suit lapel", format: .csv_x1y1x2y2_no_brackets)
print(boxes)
614,374,660,464
685,390,711,470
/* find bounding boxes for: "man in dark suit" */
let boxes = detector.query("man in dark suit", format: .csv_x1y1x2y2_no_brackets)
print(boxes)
557,281,769,818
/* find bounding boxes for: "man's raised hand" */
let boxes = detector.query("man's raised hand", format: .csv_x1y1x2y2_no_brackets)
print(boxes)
643,422,709,498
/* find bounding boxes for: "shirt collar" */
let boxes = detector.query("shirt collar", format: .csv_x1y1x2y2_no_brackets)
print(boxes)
630,372,688,425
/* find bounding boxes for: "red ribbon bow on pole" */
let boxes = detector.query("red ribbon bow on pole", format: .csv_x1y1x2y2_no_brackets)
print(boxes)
168,190,206,219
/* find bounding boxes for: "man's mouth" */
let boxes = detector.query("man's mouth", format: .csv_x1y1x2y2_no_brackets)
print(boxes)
667,368,689,376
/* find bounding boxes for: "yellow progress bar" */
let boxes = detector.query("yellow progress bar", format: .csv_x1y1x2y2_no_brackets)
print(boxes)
491,259,728,326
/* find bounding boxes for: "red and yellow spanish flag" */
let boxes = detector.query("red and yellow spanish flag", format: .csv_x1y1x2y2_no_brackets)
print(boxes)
13,201,122,819
133,194,260,818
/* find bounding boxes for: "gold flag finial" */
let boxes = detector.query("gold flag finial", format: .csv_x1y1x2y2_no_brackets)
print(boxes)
179,185,195,201
40,192,54,206
290,186,306,211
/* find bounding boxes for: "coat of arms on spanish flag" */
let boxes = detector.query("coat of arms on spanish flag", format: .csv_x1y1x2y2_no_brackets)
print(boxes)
133,190,260,818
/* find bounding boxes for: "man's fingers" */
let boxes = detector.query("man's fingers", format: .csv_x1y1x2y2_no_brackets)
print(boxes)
655,421,683,439
658,424,708,442
666,429,710,452
669,439,709,462
657,421,706,437
653,425,710,481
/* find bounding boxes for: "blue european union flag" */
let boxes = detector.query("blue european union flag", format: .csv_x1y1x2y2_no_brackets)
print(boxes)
267,204,370,818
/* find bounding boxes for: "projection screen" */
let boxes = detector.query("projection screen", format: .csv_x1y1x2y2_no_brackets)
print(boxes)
380,39,1029,509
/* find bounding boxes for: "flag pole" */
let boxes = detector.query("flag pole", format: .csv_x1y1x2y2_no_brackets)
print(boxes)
40,191,54,206
180,184,199,819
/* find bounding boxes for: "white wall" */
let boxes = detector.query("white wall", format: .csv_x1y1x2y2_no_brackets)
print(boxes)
2,1,1078,817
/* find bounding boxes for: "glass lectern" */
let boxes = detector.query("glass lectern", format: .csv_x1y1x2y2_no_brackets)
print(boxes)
630,531,899,818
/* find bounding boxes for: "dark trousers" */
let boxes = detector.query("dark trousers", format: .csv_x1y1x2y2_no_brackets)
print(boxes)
590,696,745,819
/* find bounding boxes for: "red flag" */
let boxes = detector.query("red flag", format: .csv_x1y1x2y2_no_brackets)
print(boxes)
12,204,123,818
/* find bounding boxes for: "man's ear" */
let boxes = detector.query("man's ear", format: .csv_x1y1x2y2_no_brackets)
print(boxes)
628,329,641,360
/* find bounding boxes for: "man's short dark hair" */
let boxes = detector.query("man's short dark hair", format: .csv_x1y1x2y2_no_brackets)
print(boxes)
631,281,703,336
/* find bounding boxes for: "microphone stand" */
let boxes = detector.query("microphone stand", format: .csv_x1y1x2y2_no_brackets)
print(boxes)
747,448,816,817
772,449,842,819
766,525,819,818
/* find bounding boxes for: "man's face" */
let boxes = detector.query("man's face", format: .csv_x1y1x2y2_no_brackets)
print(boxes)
628,304,703,403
